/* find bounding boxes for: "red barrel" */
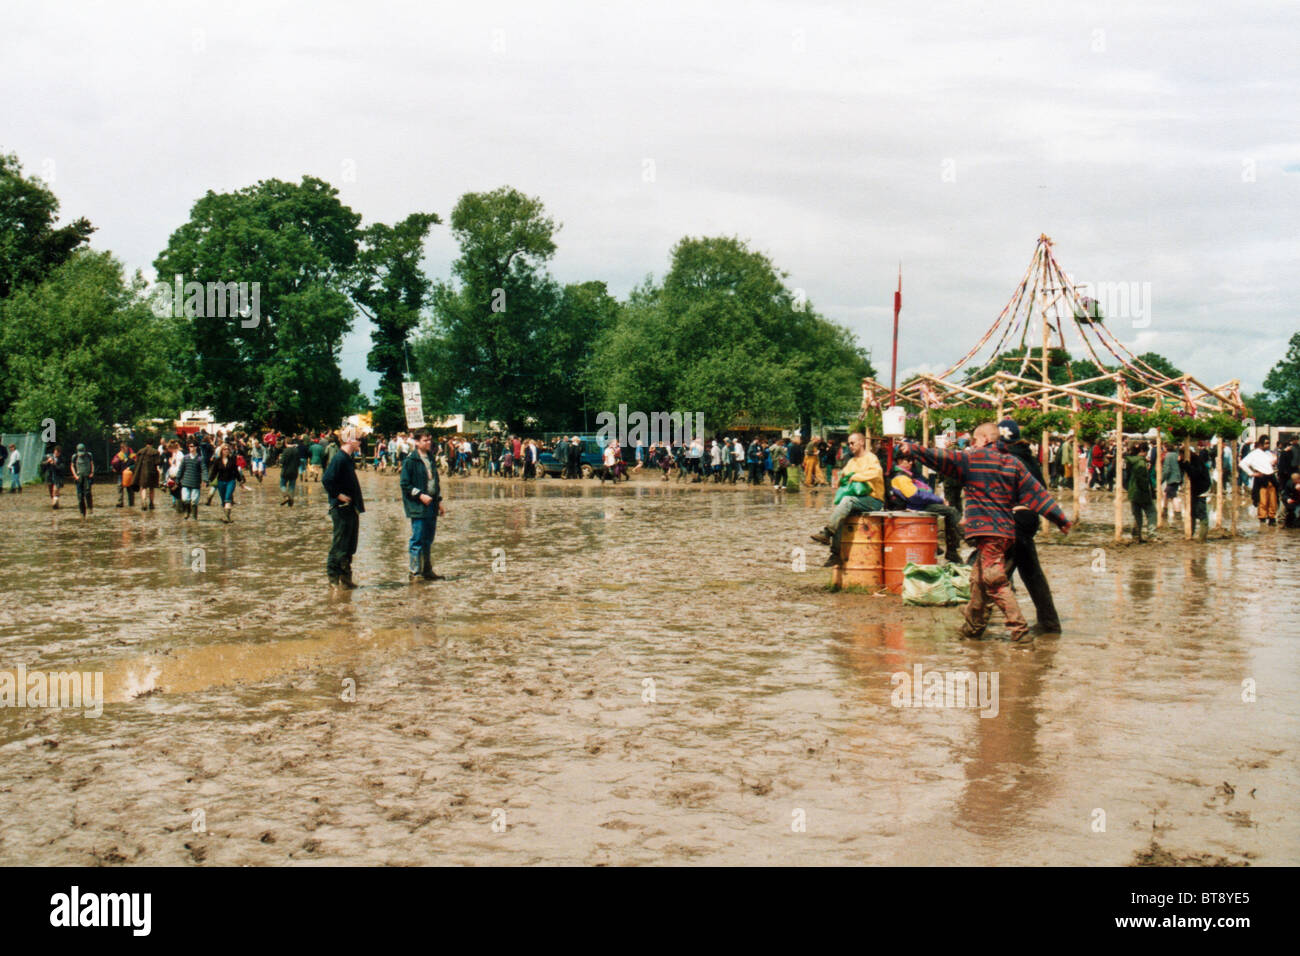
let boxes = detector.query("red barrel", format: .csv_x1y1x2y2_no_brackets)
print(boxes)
831,513,885,590
882,511,939,593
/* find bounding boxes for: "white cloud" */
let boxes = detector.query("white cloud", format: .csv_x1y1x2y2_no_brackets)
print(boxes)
2,0,1295,396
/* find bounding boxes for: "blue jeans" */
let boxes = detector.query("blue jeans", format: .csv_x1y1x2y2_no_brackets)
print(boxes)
8,468,18,490
408,514,437,564
217,479,237,504
829,495,884,551
181,486,200,504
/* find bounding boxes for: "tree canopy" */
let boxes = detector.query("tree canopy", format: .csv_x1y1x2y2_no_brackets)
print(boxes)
153,176,365,430
0,250,183,434
0,153,95,302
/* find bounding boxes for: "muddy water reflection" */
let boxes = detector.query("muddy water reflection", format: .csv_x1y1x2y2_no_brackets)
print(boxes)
0,475,1295,865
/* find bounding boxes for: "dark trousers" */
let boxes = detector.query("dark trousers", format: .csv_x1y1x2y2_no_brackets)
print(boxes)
117,482,135,507
76,478,94,514
923,503,962,556
328,505,360,579
1005,512,1061,631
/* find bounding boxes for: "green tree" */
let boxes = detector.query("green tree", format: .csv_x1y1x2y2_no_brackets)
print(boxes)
153,176,364,430
1259,332,1300,423
0,250,183,434
419,187,565,431
353,213,441,434
0,153,95,302
585,236,872,432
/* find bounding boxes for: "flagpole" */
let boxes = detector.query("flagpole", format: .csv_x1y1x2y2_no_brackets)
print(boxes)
886,264,901,477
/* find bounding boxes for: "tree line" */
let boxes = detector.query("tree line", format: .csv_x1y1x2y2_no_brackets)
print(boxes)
0,156,873,437
3,150,1294,435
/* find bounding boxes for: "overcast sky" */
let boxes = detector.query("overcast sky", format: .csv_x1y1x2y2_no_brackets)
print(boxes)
5,0,1297,397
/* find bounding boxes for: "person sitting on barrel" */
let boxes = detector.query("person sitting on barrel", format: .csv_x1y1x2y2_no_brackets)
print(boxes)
888,450,964,562
810,430,884,566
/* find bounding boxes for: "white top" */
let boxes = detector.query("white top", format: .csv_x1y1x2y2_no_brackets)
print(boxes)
1241,448,1276,477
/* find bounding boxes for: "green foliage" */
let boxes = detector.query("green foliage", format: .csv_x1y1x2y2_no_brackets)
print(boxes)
0,153,95,302
584,236,873,432
1259,332,1300,424
153,176,364,430
418,187,583,430
0,250,183,433
353,212,441,434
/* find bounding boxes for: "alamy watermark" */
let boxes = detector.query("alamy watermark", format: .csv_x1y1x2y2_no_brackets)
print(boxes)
890,664,999,718
1,665,104,717
149,274,261,327
595,404,704,447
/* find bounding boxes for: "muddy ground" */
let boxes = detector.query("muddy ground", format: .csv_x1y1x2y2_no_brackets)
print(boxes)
0,470,1294,865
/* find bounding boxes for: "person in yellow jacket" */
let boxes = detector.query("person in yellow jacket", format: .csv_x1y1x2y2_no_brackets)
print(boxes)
809,431,884,566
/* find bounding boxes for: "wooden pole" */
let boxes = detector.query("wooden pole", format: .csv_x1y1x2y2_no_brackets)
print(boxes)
1230,437,1238,537
1114,389,1124,543
1155,431,1164,529
1214,435,1224,530
1071,400,1083,525
921,407,930,448
1182,436,1193,540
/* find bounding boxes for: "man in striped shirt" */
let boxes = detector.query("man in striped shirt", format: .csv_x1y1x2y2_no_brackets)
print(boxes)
900,422,1071,644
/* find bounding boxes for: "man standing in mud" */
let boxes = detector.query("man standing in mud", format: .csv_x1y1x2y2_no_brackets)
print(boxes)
995,419,1062,633
901,422,1070,645
322,427,365,588
279,436,302,507
401,430,447,581
71,443,96,517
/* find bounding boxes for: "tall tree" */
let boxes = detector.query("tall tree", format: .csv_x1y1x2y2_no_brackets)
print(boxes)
0,152,95,301
420,187,564,431
0,250,183,434
153,176,363,430
353,213,440,434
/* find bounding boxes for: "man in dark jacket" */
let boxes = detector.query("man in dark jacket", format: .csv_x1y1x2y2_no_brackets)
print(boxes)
279,438,302,507
1180,442,1214,541
994,420,1063,633
322,427,365,588
400,430,447,581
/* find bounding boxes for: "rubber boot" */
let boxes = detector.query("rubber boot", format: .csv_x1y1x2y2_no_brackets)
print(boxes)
223,503,232,523
52,494,60,510
421,552,443,581
191,502,198,522
409,553,422,582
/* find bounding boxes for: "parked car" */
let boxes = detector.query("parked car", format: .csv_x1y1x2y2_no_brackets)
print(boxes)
538,436,616,478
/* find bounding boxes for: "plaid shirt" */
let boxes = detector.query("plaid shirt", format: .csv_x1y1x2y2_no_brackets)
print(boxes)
902,442,1068,540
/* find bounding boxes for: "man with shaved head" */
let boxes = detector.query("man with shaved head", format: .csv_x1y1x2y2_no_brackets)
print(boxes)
900,421,1070,644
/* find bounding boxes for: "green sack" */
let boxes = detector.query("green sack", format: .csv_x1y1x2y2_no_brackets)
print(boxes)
833,480,869,505
901,561,971,606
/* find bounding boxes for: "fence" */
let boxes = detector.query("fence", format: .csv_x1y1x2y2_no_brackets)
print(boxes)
0,433,43,485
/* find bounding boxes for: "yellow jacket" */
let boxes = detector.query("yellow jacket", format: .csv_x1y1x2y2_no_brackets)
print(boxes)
842,451,884,500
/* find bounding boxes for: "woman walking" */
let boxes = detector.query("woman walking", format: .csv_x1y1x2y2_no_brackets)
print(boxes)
133,440,161,510
176,440,205,520
208,443,246,522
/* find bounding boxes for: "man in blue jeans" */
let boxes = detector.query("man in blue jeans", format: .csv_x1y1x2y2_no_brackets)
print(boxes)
400,430,447,582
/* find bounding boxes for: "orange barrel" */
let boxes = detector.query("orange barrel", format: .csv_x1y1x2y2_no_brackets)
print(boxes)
830,512,884,589
882,511,939,593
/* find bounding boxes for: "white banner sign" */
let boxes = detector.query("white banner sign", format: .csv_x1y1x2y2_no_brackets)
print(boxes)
402,381,425,429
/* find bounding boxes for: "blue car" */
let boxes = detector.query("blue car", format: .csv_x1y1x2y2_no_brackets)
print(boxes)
538,435,618,478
